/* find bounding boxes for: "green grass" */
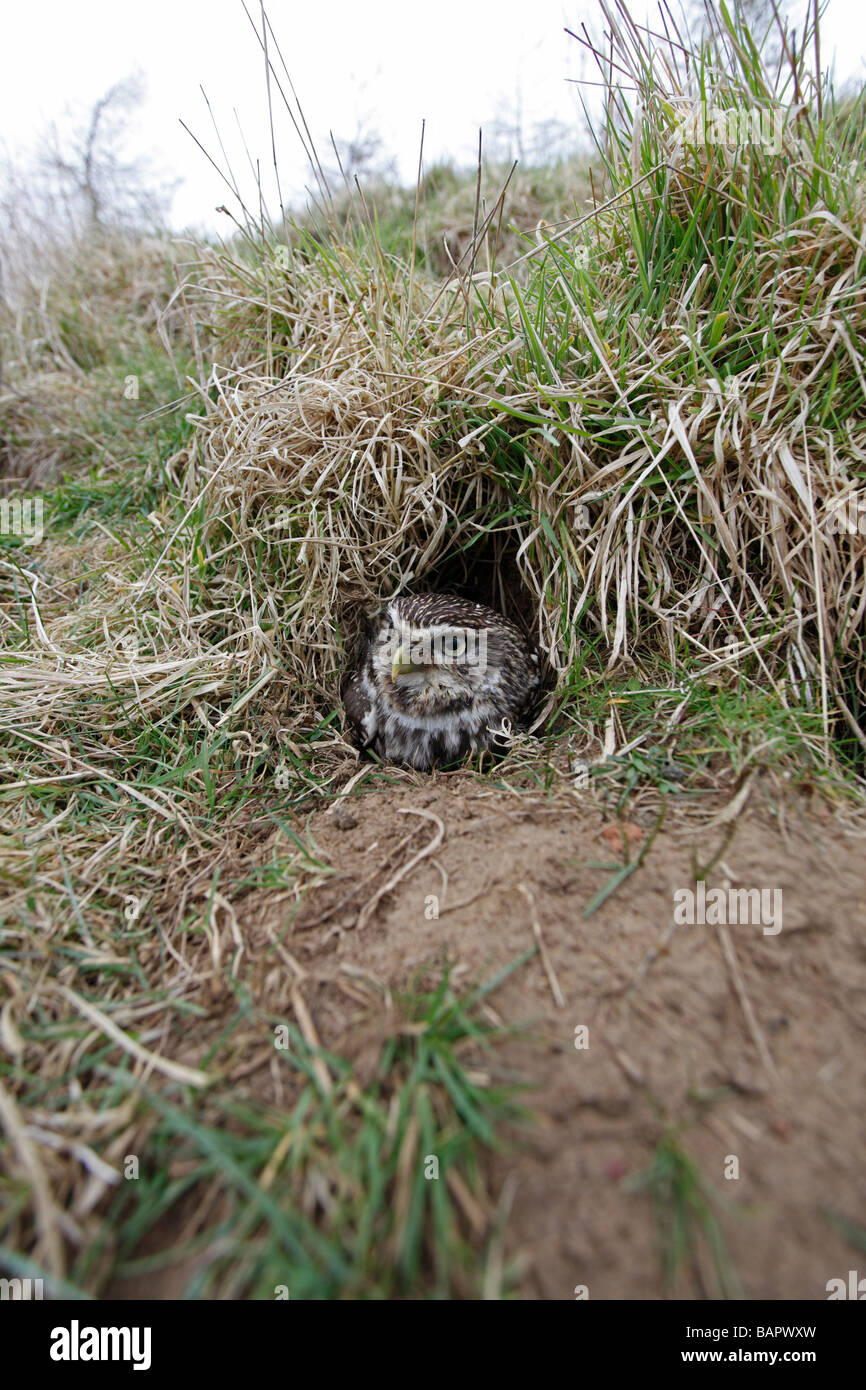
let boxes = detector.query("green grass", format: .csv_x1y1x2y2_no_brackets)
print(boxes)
628,1129,743,1299
3,961,530,1299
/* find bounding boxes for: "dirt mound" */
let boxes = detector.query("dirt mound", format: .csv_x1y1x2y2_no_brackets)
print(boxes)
235,778,865,1300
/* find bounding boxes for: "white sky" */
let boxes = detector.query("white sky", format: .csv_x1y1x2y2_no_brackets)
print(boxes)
1,0,864,233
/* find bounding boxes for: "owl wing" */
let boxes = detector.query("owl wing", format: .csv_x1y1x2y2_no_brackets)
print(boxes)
343,667,377,750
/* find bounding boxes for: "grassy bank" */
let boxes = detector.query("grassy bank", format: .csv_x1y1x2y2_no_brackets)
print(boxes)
1,0,864,1298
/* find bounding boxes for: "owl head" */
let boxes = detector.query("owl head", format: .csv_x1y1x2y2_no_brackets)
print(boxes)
369,593,533,719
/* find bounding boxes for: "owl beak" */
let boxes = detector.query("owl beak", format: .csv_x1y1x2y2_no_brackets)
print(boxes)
391,647,424,682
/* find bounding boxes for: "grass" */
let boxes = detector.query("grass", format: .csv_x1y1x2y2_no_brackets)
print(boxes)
628,1129,743,1299
134,0,863,794
2,954,530,1299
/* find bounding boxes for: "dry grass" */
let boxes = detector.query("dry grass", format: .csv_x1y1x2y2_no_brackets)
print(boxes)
5,6,864,764
0,228,213,487
303,155,595,278
123,0,861,776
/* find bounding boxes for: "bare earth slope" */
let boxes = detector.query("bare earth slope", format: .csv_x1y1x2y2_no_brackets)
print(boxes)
238,779,865,1300
106,776,865,1301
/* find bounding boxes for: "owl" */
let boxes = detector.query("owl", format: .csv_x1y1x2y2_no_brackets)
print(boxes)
343,592,541,771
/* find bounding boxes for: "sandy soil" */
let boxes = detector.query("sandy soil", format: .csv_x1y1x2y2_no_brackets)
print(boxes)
262,776,865,1300
109,773,866,1300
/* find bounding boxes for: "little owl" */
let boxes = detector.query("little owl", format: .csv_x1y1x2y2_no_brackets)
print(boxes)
343,592,540,771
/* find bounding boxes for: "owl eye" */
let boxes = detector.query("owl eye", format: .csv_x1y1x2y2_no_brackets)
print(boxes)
442,632,466,658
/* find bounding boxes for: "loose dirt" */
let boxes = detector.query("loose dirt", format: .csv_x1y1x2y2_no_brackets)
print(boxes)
110,774,866,1300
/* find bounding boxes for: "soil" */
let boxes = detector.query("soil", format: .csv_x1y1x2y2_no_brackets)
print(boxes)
110,773,866,1301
